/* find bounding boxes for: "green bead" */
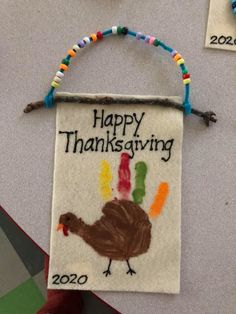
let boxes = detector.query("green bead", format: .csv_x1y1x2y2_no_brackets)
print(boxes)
153,39,160,47
62,58,70,66
182,68,188,74
121,27,128,35
117,26,123,35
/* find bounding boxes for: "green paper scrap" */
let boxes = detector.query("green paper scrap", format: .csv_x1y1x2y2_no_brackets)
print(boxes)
0,278,45,314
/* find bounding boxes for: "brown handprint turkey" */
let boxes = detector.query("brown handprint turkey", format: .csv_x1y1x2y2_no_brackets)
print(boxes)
57,153,169,276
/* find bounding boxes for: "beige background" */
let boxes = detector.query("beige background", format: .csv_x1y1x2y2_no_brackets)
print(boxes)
48,101,183,293
0,0,235,313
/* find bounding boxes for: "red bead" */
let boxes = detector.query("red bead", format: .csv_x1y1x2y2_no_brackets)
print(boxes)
97,31,103,40
183,73,190,79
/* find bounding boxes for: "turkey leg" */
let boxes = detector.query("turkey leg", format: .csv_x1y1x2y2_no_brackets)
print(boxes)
103,258,112,277
126,260,136,276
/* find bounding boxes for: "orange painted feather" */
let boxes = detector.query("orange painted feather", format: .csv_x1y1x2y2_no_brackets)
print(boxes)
148,182,169,218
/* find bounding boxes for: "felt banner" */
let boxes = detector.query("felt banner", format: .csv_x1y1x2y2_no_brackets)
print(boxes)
205,0,236,51
48,94,183,294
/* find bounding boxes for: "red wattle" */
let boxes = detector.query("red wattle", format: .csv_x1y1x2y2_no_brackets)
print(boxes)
63,226,69,236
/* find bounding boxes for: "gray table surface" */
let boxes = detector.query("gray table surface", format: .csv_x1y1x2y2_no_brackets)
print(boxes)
1,1,235,313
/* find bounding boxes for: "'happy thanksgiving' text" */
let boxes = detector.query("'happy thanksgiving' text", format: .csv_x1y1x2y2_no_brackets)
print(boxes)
59,109,174,162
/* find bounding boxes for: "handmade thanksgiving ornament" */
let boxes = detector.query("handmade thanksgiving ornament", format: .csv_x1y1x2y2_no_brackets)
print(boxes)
57,154,168,277
24,26,216,294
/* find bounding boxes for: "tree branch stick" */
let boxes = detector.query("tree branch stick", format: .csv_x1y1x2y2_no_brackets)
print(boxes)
24,93,217,126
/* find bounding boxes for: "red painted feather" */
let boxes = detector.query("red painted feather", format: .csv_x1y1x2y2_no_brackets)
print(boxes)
117,153,131,199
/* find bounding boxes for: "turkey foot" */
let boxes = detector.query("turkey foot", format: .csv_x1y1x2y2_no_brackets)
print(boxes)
126,260,136,276
103,259,112,277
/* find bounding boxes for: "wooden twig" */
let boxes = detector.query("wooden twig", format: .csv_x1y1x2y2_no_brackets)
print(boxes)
24,93,217,126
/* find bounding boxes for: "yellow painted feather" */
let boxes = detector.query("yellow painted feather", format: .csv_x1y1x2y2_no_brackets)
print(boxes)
99,160,113,201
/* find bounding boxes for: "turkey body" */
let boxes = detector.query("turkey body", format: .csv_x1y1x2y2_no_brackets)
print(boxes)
80,199,152,261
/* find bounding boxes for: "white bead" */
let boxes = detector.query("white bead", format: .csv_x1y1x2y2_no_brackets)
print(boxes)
83,37,90,44
112,26,117,34
73,44,80,52
56,71,64,78
54,76,62,83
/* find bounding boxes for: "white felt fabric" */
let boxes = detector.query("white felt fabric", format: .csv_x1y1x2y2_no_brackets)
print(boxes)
48,95,183,293
205,0,236,51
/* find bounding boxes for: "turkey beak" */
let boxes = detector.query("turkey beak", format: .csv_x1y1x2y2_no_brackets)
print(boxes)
56,223,64,231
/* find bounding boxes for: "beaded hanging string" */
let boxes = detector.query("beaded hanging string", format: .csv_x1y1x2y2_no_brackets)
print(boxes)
45,26,191,114
232,0,236,14
24,26,217,125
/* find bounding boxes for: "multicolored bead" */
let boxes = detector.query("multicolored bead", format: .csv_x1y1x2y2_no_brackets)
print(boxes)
53,76,62,83
117,26,123,35
90,34,97,41
78,40,85,48
144,35,150,43
173,53,182,62
83,37,90,44
171,50,178,57
51,81,59,88
153,39,160,46
46,26,191,115
56,71,64,78
96,31,103,40
73,44,80,52
59,64,68,71
183,78,191,85
149,36,155,45
61,58,70,66
68,49,76,57
112,26,117,34
121,27,128,35
177,58,185,65
183,73,191,84
136,32,142,40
